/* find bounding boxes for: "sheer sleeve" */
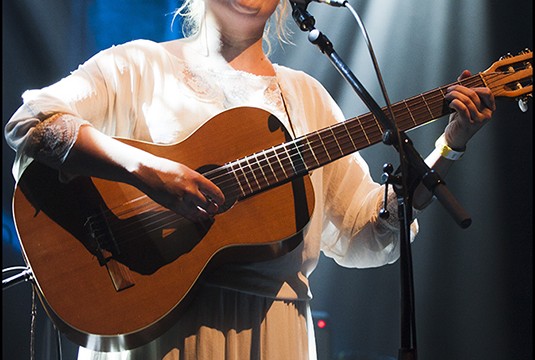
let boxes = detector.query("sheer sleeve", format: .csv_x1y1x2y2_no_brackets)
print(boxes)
314,94,419,268
319,152,419,268
5,45,125,181
5,53,112,181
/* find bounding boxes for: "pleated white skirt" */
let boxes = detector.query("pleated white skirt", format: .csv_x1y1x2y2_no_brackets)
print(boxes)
77,285,317,360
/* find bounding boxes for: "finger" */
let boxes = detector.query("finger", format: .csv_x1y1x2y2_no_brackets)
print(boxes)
457,69,472,81
202,195,220,215
181,200,214,222
474,87,496,112
193,195,219,217
446,90,479,122
170,198,202,222
186,187,221,218
447,85,482,107
198,180,225,207
448,99,473,123
446,86,494,122
196,205,213,220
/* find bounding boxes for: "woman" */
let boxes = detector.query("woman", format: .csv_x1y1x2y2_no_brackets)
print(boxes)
5,0,495,359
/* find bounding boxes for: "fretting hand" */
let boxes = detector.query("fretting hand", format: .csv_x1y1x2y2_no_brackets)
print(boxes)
443,70,496,150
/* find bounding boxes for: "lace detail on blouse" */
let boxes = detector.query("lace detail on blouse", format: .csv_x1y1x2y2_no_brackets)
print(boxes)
28,114,88,167
181,65,220,101
264,79,284,110
178,62,286,117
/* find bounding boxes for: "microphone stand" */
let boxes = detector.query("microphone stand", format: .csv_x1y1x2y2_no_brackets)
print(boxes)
289,3,472,360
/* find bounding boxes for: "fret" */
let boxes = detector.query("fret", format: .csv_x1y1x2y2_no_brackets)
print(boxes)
275,144,296,180
328,127,345,159
438,86,446,99
244,156,260,190
287,141,308,175
268,146,288,181
427,89,447,119
240,158,259,194
402,99,417,127
355,115,371,144
437,86,449,118
226,163,246,198
230,160,254,196
421,94,435,119
365,113,385,145
318,133,332,162
302,137,320,169
257,152,274,187
390,102,415,133
389,104,405,129
346,119,370,150
281,143,297,175
245,154,269,191
370,113,383,139
306,131,330,166
332,122,355,157
341,121,357,152
258,150,278,184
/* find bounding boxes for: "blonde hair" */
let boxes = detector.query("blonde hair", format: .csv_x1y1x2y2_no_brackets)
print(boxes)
172,0,292,54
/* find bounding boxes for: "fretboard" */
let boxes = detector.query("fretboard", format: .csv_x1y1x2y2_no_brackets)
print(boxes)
208,74,486,200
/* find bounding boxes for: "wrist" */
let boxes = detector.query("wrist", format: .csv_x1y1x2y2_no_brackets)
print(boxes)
434,134,465,160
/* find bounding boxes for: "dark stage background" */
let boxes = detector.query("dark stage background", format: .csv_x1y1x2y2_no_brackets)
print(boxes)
3,1,532,359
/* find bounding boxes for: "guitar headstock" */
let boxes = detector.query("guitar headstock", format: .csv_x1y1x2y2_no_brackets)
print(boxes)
482,49,532,112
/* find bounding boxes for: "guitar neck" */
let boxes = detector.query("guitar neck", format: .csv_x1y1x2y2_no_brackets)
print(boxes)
300,74,487,169
209,73,487,199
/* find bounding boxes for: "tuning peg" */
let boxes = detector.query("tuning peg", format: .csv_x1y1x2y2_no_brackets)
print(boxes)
500,52,513,60
518,95,531,112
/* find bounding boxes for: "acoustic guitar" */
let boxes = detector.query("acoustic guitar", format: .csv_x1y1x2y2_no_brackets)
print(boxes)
12,50,532,351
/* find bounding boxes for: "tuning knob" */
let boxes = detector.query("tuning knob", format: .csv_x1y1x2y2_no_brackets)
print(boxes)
499,52,513,60
518,95,531,112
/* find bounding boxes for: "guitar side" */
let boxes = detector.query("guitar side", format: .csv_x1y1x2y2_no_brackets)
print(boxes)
12,107,315,351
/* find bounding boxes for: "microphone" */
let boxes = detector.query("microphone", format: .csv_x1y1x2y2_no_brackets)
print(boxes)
314,0,347,7
290,0,347,7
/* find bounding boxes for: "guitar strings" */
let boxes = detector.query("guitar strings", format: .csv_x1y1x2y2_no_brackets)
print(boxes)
93,73,493,223
98,71,516,247
88,71,514,247
113,73,494,213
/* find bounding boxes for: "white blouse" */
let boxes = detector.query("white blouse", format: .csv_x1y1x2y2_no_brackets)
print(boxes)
5,39,417,301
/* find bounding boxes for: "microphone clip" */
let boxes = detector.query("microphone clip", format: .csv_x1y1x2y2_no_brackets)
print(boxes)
290,2,316,31
379,163,402,219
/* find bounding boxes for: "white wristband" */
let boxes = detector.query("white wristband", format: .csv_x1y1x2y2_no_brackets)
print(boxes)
434,134,465,160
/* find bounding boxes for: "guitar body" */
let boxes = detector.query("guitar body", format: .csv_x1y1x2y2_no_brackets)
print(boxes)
13,107,315,351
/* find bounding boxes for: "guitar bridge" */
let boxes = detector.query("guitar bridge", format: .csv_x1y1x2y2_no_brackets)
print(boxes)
85,208,135,292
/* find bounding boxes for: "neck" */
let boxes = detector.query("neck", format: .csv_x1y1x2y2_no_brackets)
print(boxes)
189,7,275,76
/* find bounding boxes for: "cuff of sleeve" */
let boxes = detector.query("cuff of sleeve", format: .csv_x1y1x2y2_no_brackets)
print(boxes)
379,189,421,230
